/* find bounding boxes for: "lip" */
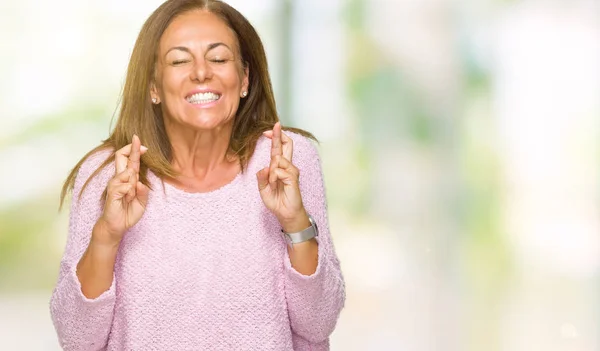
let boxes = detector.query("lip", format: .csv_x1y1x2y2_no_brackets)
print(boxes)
185,88,222,109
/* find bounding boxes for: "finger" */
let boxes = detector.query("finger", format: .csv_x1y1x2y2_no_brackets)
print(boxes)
272,155,299,176
135,181,149,209
268,156,290,187
279,131,293,162
127,169,137,202
268,155,281,187
256,167,270,191
271,122,282,158
107,183,134,202
115,144,133,174
269,157,299,187
271,168,297,186
264,129,293,162
112,168,136,202
115,143,147,174
128,135,142,173
108,169,134,188
124,181,137,203
115,168,134,183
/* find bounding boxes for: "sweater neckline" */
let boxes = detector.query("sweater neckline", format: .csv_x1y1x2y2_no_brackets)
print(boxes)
150,170,244,199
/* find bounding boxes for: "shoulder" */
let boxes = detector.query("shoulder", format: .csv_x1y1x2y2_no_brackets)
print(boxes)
286,131,321,170
74,148,115,193
287,131,319,156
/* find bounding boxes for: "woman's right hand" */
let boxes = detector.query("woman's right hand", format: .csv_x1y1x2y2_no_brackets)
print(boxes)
95,134,149,246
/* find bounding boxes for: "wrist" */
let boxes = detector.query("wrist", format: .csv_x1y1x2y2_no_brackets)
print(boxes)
279,209,310,233
91,218,122,249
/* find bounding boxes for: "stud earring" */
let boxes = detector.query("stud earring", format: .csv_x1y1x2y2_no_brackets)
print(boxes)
241,91,248,98
152,97,158,104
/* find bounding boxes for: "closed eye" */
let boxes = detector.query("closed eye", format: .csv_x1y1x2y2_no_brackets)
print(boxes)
172,60,190,65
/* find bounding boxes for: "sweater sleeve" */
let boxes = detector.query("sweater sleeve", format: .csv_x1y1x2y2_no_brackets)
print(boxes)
50,150,117,351
283,135,346,344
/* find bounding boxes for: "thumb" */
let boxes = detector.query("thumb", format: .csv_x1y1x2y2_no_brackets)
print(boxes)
256,167,270,191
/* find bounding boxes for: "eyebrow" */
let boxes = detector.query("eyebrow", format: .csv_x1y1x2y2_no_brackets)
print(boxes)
164,42,232,57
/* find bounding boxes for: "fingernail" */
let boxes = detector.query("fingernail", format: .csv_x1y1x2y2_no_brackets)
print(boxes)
140,146,148,152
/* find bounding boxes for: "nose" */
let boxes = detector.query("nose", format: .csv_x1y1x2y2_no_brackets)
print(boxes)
190,58,213,82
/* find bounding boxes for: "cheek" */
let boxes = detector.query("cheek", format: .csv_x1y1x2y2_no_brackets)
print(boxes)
158,69,186,96
220,66,244,89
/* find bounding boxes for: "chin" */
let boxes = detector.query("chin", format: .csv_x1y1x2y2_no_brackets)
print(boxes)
187,115,231,131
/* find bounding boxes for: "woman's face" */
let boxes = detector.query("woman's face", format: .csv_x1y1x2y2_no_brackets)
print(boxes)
153,10,249,131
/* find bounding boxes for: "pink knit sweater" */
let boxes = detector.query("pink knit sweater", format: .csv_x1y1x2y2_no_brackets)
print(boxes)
50,133,345,351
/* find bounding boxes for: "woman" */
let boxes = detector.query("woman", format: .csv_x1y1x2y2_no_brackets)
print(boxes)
49,0,345,350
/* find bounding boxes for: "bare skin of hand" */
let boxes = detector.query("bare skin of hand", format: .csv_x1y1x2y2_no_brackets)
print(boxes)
96,134,149,246
258,123,318,275
77,135,149,298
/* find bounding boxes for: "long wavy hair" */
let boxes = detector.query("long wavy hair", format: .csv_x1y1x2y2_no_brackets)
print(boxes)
60,0,313,208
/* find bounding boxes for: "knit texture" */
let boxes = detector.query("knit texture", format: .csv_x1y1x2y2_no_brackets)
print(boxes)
50,133,345,351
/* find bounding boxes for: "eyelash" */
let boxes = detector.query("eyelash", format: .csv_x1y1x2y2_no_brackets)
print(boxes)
172,59,227,65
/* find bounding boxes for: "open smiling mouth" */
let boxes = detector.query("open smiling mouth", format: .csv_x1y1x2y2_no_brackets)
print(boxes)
186,92,222,105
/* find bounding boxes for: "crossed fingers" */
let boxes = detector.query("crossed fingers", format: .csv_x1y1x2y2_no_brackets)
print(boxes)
114,135,147,201
264,122,297,189
263,122,293,162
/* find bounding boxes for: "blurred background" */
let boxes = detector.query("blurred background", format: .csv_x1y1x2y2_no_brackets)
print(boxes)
0,0,598,350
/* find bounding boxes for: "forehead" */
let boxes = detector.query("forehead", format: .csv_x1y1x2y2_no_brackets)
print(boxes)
160,10,238,52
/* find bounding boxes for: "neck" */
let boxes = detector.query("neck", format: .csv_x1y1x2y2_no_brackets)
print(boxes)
165,120,237,180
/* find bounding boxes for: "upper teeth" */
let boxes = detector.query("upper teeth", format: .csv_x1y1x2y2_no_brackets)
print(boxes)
187,92,220,104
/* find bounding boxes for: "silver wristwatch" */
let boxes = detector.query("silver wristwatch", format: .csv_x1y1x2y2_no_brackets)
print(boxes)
282,214,319,247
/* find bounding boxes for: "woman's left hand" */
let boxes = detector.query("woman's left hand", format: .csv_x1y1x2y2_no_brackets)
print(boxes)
257,122,309,232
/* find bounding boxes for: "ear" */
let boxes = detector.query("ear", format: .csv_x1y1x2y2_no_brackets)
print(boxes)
150,81,161,104
241,65,249,94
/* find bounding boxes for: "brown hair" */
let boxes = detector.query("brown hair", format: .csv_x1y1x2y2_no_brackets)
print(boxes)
60,0,314,208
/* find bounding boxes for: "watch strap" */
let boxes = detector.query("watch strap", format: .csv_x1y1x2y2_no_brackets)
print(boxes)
282,214,319,245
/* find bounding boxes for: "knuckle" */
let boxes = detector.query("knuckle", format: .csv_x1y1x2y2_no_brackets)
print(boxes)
106,187,117,198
